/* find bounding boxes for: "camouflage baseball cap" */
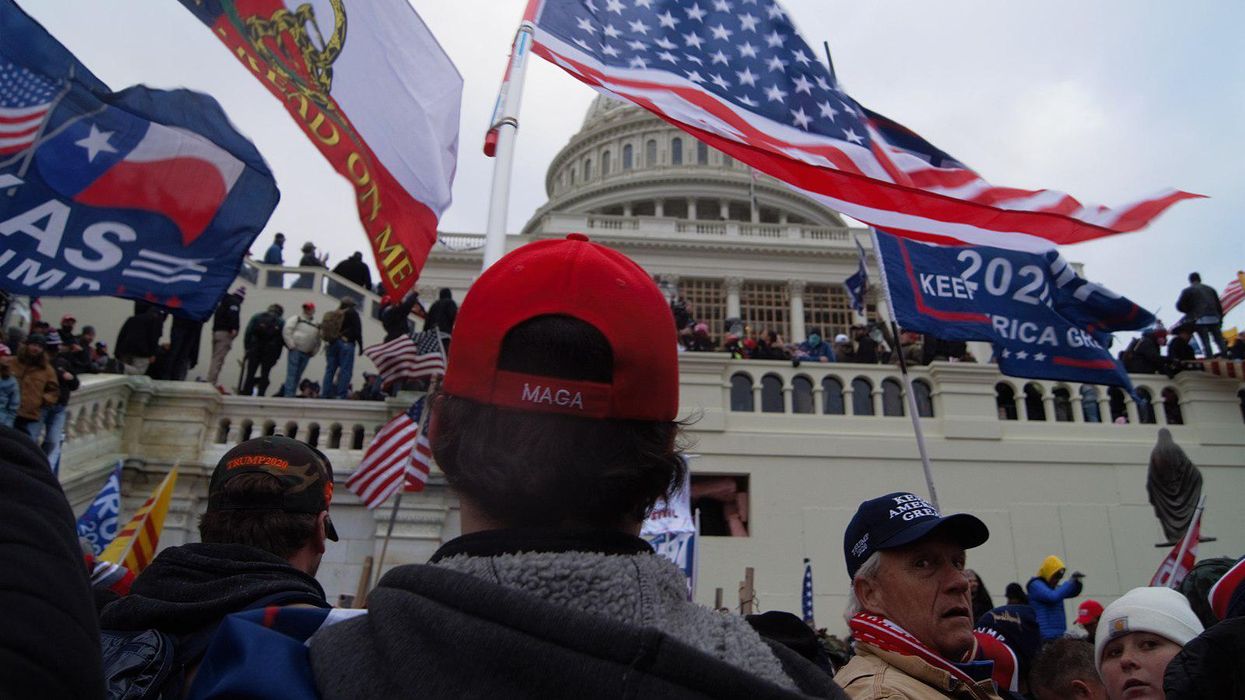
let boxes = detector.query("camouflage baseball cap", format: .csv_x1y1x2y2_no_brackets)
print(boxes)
208,436,338,541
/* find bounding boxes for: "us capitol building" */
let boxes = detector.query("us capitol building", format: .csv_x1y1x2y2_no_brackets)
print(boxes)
42,96,1245,626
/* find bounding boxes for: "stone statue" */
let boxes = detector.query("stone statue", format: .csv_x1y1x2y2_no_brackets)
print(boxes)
1147,428,1203,543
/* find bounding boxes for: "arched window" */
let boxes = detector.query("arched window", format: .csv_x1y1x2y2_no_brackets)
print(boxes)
671,137,683,165
912,380,934,417
1108,387,1128,423
881,379,904,417
730,372,754,412
1023,383,1046,421
696,141,709,164
646,138,657,165
1052,387,1074,422
851,377,874,416
821,376,844,415
1080,385,1102,423
602,149,611,175
623,144,633,169
1161,387,1183,425
1136,387,1156,424
583,158,592,180
761,374,784,413
995,383,1018,421
792,375,814,414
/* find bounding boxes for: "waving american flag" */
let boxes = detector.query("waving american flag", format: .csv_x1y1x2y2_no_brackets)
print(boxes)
347,397,433,509
0,59,57,156
524,0,1198,250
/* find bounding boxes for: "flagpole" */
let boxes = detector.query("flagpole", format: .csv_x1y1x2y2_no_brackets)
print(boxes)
1168,494,1206,589
866,228,941,510
482,3,538,271
374,492,402,590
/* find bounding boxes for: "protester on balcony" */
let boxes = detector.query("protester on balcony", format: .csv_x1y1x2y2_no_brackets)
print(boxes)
294,235,845,698
1229,334,1245,360
1029,639,1106,700
853,325,880,364
207,288,246,389
2,335,58,441
794,328,835,364
164,315,204,382
58,314,77,347
331,251,373,291
896,329,925,367
262,232,285,265
1094,587,1201,700
0,360,19,428
686,321,715,351
1028,555,1085,640
291,242,327,290
100,437,335,695
424,287,459,353
66,325,98,375
115,305,166,376
1175,272,1228,358
321,297,361,400
380,288,423,342
1124,326,1168,375
282,302,321,398
241,304,285,396
836,491,998,699
754,329,788,360
1165,322,1196,368
40,333,79,474
834,333,855,362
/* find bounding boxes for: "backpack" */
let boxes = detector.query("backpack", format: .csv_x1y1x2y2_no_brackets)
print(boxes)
253,312,281,343
320,309,344,343
1120,337,1141,372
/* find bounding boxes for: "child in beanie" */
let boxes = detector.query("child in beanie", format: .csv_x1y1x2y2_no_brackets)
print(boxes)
1095,587,1202,700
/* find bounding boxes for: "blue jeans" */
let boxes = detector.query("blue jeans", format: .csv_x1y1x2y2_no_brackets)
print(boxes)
40,404,67,476
322,340,354,399
284,349,312,397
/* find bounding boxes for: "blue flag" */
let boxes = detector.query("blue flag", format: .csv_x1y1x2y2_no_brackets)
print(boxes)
0,0,278,320
845,238,869,316
76,462,122,556
801,558,815,625
874,228,1153,390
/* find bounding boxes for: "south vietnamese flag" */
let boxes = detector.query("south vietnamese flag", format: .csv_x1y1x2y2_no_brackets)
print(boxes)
176,0,463,299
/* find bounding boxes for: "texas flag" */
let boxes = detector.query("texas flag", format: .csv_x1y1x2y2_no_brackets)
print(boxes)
36,101,245,246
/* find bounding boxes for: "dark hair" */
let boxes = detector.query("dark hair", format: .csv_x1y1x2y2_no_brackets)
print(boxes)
432,315,686,528
1029,638,1098,695
1189,272,1200,283
199,473,318,559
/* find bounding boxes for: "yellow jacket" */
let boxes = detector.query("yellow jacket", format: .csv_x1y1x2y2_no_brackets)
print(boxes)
835,643,1002,700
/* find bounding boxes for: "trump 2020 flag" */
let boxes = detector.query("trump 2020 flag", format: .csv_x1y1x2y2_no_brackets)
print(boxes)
76,461,122,556
176,0,463,301
874,228,1153,390
641,465,696,596
845,238,869,316
525,0,1197,252
0,0,279,320
801,558,815,625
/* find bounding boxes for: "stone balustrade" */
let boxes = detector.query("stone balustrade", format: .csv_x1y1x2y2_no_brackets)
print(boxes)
529,212,857,245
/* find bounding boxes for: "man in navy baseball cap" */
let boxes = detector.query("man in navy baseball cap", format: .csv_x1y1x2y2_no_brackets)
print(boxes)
836,492,995,699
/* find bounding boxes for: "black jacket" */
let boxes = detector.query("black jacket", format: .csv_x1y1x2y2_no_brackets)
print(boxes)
212,292,244,333
1129,335,1166,374
340,307,363,351
424,296,458,335
99,543,327,636
309,562,844,700
854,335,879,364
1167,335,1196,363
332,257,372,291
382,293,421,341
1164,616,1245,699
115,311,164,360
0,426,104,699
50,353,79,405
1175,282,1223,320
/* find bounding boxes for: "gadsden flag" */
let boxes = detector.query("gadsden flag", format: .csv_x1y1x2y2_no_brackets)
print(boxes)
176,0,463,299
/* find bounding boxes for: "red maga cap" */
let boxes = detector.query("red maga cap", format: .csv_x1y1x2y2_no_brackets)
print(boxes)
442,233,678,421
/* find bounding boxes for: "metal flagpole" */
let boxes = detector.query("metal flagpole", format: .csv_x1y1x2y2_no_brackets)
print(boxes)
866,227,941,510
482,5,538,271
374,492,402,590
1167,494,1206,589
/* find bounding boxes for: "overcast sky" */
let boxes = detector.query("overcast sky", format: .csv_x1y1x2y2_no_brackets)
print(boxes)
25,1,1245,332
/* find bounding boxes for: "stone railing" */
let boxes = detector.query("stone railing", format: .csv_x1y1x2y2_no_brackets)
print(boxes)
531,212,858,245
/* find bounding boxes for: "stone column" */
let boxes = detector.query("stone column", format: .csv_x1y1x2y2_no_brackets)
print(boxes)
688,198,698,220
725,276,743,320
788,279,806,343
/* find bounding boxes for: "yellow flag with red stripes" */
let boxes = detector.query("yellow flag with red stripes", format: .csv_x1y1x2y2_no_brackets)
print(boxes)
99,468,178,574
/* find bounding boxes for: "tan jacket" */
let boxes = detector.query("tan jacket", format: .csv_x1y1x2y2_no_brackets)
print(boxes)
834,643,1001,700
2,357,58,421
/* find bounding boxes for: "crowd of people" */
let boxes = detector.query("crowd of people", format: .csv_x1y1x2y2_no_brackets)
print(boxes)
1122,272,1245,376
1,234,1239,699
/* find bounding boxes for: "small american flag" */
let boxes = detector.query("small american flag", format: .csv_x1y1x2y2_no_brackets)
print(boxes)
801,558,815,625
1221,271,1244,316
0,60,57,156
363,329,445,389
347,398,431,508
1150,499,1204,588
523,0,1197,251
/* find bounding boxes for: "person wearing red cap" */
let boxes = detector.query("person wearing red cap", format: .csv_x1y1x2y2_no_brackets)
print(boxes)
306,234,846,698
1075,599,1104,644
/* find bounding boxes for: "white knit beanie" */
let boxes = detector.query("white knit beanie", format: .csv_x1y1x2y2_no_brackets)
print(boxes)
1094,587,1204,668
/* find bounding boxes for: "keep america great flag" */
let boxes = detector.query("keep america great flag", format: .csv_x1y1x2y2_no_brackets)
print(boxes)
525,0,1198,251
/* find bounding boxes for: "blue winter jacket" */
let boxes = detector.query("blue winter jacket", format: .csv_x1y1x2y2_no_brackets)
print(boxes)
1026,576,1083,639
0,376,18,428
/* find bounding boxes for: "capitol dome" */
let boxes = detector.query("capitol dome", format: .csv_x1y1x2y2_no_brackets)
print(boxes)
523,94,847,232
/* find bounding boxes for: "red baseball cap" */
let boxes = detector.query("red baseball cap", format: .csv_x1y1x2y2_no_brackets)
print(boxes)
1075,599,1104,625
442,233,678,421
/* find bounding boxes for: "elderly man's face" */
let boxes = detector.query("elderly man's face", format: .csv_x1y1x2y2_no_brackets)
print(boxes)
858,532,974,660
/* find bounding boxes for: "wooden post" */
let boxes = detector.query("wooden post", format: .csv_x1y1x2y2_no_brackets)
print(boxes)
354,555,374,608
739,566,755,615
714,587,724,610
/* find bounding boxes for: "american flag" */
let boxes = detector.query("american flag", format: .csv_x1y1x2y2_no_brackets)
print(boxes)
1150,500,1204,588
524,0,1198,251
346,397,432,509
363,329,445,389
1221,271,1244,316
800,557,814,625
0,60,57,156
